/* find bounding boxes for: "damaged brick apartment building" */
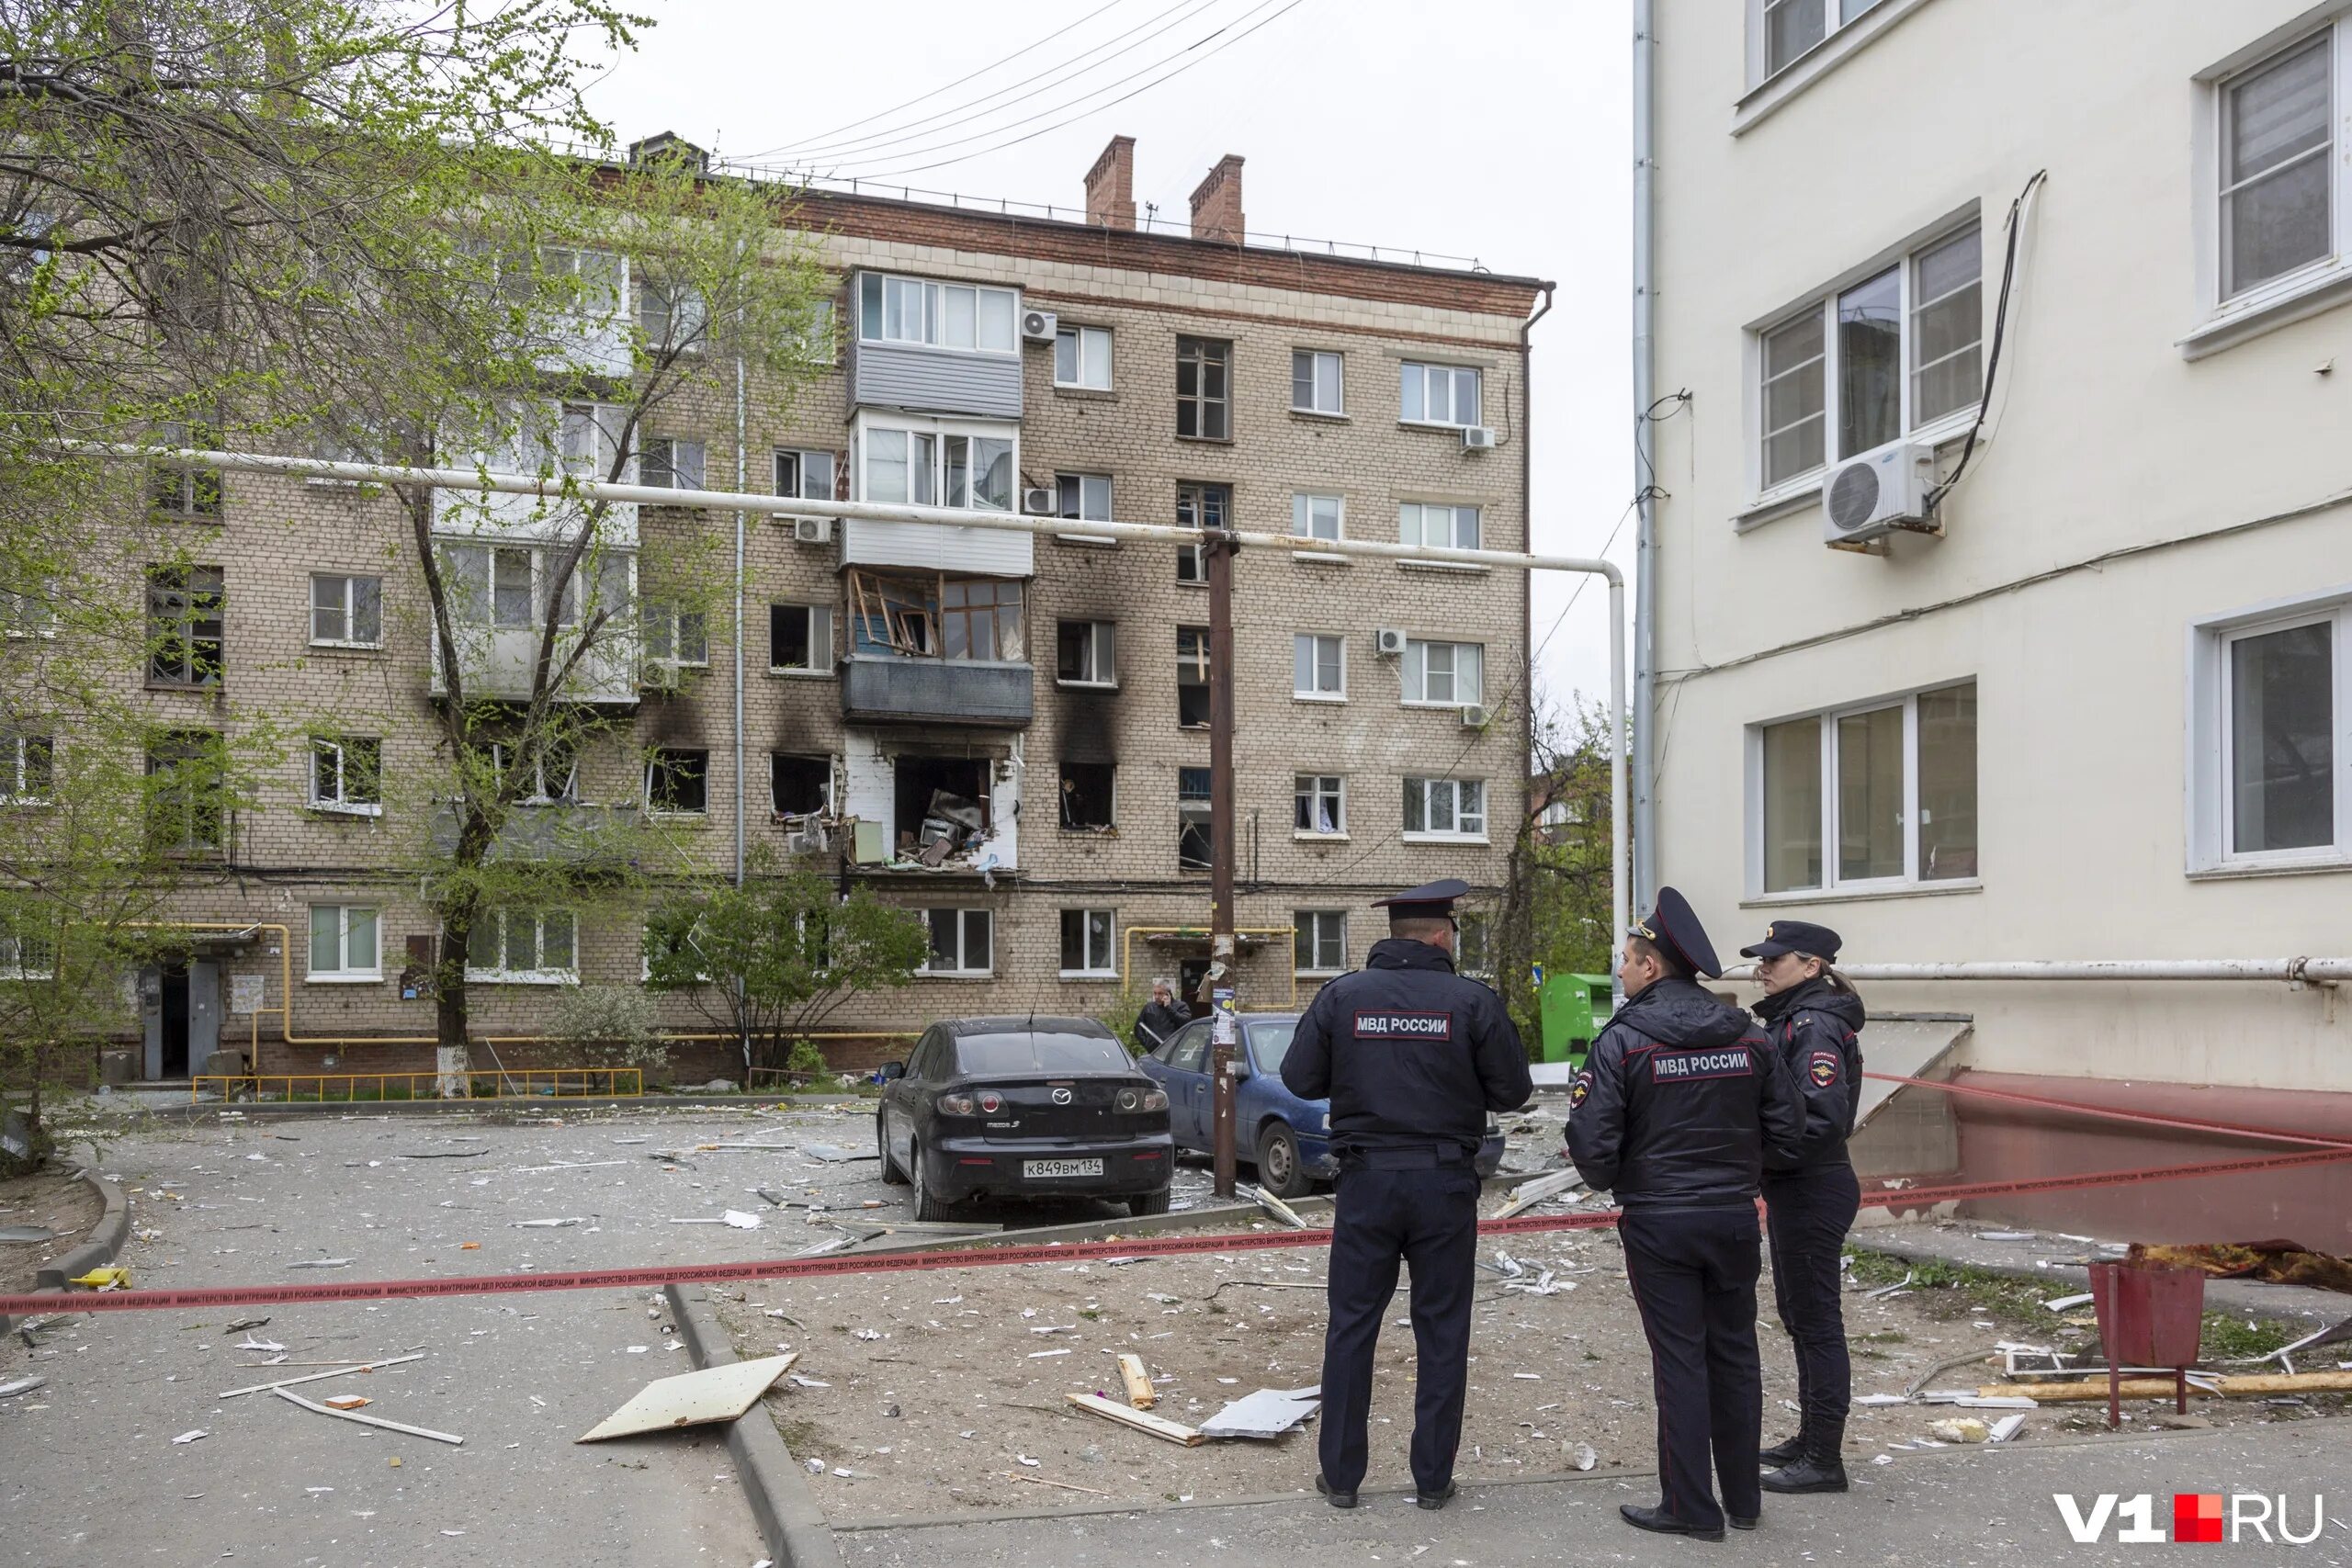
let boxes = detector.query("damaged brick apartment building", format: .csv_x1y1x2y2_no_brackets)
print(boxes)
105,135,1552,1083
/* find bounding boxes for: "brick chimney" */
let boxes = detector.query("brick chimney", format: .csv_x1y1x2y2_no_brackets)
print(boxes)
1188,154,1245,243
1084,135,1137,231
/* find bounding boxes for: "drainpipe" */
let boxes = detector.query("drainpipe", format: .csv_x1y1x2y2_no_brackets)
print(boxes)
1630,0,1659,916
733,341,751,1074
1521,282,1554,999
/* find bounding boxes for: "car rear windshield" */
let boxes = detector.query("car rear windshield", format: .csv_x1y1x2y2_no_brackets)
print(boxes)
1248,1021,1297,1073
956,1032,1129,1077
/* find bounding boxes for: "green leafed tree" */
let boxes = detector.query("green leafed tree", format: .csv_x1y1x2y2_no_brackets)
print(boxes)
644,849,932,1080
1498,691,1619,1043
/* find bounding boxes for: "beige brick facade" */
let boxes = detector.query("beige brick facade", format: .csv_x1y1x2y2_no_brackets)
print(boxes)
100,176,1544,1081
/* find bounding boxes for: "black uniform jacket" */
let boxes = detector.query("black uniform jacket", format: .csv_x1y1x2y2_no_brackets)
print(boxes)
1282,938,1533,1159
1753,979,1865,1172
1566,976,1804,1210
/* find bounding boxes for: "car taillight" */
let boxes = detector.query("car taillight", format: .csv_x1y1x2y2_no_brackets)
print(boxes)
1119,1087,1168,1112
978,1091,1002,1113
936,1092,976,1116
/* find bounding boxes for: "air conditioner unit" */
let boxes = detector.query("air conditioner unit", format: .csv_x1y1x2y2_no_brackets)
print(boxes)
1460,704,1490,729
1822,441,1937,547
1020,484,1059,515
1374,626,1408,657
792,515,832,544
640,661,684,694
1461,425,1498,451
1020,308,1058,343
783,819,829,856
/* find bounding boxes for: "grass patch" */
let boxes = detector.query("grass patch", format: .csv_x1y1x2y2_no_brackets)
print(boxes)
773,1416,840,1463
2199,1314,2298,1360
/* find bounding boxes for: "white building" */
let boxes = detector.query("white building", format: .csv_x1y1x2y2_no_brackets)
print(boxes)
1641,1,2352,1233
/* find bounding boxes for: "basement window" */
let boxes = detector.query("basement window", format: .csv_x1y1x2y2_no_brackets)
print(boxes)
1059,762,1114,830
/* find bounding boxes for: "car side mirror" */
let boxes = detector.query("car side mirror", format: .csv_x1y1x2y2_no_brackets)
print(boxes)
879,1061,906,1081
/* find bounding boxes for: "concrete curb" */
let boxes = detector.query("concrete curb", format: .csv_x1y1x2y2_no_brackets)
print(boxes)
71,1091,878,1126
3,1164,130,1336
666,1280,844,1568
1853,1229,2352,1328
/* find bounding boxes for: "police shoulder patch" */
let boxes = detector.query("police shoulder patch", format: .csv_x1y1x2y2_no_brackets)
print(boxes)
1569,1069,1593,1109
1807,1050,1840,1089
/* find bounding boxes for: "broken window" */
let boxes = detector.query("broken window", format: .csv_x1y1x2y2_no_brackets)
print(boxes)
149,422,221,520
1178,765,1211,871
895,754,991,864
647,748,708,815
1057,620,1116,686
1295,773,1344,836
849,571,1022,663
146,565,224,686
311,736,383,813
146,730,227,853
491,739,578,804
1177,627,1210,728
1,731,52,805
772,754,831,817
1059,761,1114,830
770,602,833,672
1175,482,1227,583
1176,337,1231,440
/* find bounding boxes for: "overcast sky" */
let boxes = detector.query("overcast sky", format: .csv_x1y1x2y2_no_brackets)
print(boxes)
583,0,1633,731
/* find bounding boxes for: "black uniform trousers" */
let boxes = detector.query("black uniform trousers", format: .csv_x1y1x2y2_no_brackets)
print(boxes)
1619,1204,1765,1530
1763,1162,1861,1461
1317,1155,1481,1494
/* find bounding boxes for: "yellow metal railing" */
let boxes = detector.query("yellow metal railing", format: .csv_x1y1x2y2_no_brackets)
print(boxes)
190,1067,643,1103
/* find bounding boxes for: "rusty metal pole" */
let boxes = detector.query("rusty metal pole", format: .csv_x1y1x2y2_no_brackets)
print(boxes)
1207,526,1239,1199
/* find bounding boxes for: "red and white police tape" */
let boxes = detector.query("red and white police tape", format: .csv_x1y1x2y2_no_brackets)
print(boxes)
4,1142,2346,1318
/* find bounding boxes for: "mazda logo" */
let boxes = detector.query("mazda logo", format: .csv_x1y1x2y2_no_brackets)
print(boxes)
1051,1088,1072,1105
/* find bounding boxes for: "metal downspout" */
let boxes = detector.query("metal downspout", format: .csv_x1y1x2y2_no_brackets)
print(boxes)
1630,0,1659,916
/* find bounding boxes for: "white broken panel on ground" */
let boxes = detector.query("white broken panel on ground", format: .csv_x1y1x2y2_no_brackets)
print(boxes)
1198,1385,1322,1440
577,1352,798,1443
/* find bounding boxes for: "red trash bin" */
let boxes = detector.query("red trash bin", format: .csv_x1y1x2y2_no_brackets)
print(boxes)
2088,1261,2206,1428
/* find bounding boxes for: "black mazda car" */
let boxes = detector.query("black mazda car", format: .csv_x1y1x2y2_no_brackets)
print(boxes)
876,1016,1174,1220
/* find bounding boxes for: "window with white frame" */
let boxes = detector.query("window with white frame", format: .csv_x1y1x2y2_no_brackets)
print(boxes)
310,573,381,647
1055,324,1113,389
3,731,53,805
641,602,708,666
1292,492,1342,543
1056,472,1113,523
860,423,1014,511
2189,593,2347,870
1292,349,1343,414
1295,773,1345,837
856,272,1018,353
1403,776,1487,840
640,436,707,490
636,278,707,353
1754,680,1977,894
1295,909,1346,974
439,543,630,631
2216,27,2343,302
308,904,380,979
775,446,836,501
1455,911,1494,977
311,736,382,814
769,603,832,673
0,922,55,980
0,581,55,637
1294,633,1343,700
1402,638,1483,706
1759,223,1982,490
1058,908,1114,976
922,908,993,976
1400,361,1481,427
1399,502,1480,551
467,908,577,982
1756,0,1887,81
1057,619,1116,686
490,739,577,804
1175,482,1226,582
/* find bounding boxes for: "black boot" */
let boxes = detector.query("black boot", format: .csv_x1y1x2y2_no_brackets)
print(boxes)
1761,1455,1848,1494
1619,1503,1725,1541
1758,1435,1804,1467
1315,1473,1358,1509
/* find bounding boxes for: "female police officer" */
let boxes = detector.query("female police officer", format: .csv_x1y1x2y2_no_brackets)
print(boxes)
1739,919,1865,1495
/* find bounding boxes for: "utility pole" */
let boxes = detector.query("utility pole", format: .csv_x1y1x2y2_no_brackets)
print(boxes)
1206,525,1239,1199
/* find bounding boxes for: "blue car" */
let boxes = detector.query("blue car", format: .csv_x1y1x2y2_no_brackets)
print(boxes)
1138,1012,1505,1199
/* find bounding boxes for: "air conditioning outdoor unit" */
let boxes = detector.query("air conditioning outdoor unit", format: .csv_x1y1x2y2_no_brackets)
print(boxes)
1374,626,1408,657
1020,308,1058,343
1460,704,1490,729
792,516,832,544
1020,484,1059,515
1460,425,1498,451
783,819,829,856
640,661,684,694
1822,441,1936,547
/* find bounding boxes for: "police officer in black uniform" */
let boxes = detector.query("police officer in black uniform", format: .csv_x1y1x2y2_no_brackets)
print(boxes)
1282,878,1532,1512
1566,888,1804,1540
1739,919,1866,1495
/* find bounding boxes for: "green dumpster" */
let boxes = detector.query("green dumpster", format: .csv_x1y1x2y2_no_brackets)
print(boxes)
1539,972,1614,1064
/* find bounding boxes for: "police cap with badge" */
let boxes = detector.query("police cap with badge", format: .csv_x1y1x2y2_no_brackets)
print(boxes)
1737,919,1842,964
1630,886,1723,978
1372,877,1473,921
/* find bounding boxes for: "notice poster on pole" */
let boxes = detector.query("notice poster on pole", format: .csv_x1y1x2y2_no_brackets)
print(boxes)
230,974,265,1015
1211,987,1237,1045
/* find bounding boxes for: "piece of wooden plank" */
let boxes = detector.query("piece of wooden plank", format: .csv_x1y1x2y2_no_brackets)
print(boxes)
576,1352,797,1442
272,1385,464,1445
1990,1371,2352,1403
219,1353,425,1399
1065,1392,1202,1446
1006,1470,1111,1496
1117,1353,1156,1410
